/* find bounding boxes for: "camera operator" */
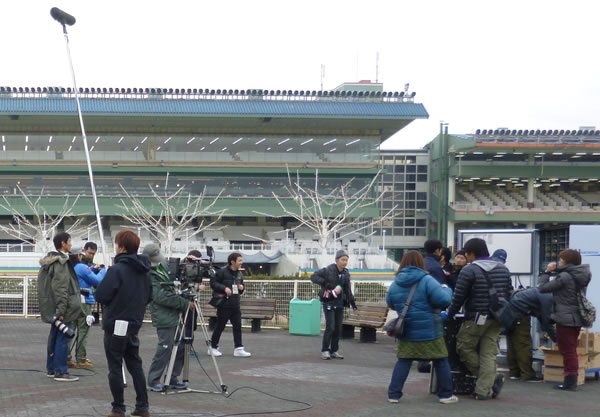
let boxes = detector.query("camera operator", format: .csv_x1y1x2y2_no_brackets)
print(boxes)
68,243,106,369
38,232,83,382
186,249,207,291
95,230,152,417
208,252,251,357
144,243,194,391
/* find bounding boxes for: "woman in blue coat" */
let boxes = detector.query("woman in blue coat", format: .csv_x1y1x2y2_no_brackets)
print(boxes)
386,250,457,404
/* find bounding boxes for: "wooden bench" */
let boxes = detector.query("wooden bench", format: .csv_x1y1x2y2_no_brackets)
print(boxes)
201,298,276,332
342,302,389,343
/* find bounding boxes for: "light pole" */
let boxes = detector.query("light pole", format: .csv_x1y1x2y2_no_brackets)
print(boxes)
50,8,108,264
382,229,386,252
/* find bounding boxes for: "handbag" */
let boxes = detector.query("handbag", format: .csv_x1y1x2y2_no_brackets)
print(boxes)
476,265,514,328
208,295,225,308
576,287,596,328
384,282,418,338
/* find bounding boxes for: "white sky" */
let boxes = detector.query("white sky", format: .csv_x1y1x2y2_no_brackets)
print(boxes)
2,0,599,150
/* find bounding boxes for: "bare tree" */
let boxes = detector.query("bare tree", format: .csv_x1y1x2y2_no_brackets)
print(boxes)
0,186,93,254
254,168,394,249
118,173,227,257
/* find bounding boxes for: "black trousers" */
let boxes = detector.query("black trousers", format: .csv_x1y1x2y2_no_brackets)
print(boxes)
103,331,148,413
322,304,344,353
211,306,243,349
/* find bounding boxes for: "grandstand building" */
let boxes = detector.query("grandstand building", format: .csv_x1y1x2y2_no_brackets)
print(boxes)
0,82,428,275
428,127,600,267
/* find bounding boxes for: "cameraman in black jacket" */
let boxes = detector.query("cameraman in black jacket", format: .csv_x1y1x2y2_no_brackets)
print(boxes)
311,250,358,360
95,230,152,417
208,252,251,357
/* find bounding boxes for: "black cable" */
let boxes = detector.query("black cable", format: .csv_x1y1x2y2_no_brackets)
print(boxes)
218,386,312,416
0,367,96,377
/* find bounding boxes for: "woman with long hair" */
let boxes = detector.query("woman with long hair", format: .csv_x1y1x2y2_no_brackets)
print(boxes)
386,250,457,404
538,249,592,391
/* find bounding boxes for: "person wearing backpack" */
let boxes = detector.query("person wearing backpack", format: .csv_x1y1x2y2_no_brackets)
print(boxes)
538,249,592,391
386,250,456,404
446,238,512,400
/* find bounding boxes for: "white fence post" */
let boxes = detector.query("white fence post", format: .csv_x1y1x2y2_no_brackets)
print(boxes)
293,280,298,298
23,277,29,318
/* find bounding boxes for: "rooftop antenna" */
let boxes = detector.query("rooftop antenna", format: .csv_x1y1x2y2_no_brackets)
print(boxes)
375,51,379,83
320,64,325,91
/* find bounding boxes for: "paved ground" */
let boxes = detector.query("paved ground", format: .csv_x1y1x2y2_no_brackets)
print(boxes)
0,318,598,417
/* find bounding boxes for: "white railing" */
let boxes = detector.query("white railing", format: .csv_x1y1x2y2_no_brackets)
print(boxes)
0,276,390,328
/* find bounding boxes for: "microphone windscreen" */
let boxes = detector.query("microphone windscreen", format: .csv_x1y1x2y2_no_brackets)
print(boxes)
50,7,76,26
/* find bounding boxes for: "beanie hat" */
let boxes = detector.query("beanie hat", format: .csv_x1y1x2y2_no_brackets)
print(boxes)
70,246,84,255
335,249,349,260
492,249,508,264
142,243,164,264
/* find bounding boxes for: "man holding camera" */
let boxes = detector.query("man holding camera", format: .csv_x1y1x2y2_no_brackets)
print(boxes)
38,232,83,382
68,242,106,369
209,252,251,357
95,230,152,417
144,243,193,391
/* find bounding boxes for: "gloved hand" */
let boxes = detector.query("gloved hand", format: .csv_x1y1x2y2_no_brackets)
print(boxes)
85,315,95,326
441,311,448,321
323,289,332,299
332,285,343,298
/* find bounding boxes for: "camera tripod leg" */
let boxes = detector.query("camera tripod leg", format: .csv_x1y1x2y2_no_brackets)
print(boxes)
162,300,227,395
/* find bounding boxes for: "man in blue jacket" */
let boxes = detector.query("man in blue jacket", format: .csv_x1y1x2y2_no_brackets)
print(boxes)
423,240,446,285
68,242,106,368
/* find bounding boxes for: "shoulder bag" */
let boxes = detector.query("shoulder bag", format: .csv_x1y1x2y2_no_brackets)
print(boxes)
384,282,418,339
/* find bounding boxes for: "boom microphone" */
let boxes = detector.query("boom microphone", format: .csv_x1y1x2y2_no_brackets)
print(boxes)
50,7,76,26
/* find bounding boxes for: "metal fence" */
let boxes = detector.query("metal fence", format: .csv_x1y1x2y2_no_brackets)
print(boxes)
0,276,390,328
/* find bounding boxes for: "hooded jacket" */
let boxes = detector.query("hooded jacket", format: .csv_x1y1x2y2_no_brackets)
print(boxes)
37,251,83,323
386,266,452,342
538,263,591,327
149,262,189,328
95,253,152,333
447,258,512,319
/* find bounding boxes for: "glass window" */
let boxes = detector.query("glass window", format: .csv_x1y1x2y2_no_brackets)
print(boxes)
416,219,426,227
406,192,416,200
416,228,427,236
405,228,416,236
405,183,415,191
393,228,404,236
406,165,416,173
417,201,427,209
417,174,428,182
395,173,405,182
405,219,415,226
417,192,428,200
406,174,416,182
406,201,416,209
417,165,428,173
406,156,417,163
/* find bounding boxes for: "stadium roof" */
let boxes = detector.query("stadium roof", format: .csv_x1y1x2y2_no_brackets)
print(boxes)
0,87,428,140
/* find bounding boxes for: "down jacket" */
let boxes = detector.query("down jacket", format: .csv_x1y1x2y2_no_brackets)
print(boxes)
37,251,83,323
538,263,591,327
447,258,512,319
386,266,452,342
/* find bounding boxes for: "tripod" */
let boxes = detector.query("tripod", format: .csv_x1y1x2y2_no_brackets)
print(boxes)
163,292,227,395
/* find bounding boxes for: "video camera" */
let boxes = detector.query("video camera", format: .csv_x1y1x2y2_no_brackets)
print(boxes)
166,246,216,287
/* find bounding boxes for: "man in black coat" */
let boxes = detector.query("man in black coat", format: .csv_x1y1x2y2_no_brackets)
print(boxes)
311,250,358,360
208,252,251,358
424,240,446,284
95,230,152,417
447,238,512,401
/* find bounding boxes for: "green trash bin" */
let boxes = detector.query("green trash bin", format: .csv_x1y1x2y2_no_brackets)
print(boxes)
289,298,321,336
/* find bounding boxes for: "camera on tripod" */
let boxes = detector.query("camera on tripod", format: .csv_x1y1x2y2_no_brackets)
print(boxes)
166,246,216,291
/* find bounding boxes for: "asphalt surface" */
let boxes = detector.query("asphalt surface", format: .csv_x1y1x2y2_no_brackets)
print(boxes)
0,318,597,417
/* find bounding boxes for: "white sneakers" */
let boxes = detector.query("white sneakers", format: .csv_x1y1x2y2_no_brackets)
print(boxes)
439,395,459,404
208,347,251,357
233,347,252,357
207,347,222,357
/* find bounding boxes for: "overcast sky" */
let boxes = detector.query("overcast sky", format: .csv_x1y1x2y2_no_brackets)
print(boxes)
2,0,599,149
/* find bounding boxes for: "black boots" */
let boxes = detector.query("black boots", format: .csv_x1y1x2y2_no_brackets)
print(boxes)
555,374,578,391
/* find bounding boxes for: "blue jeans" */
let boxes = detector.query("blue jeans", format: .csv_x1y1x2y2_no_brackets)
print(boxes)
388,357,453,400
46,322,72,375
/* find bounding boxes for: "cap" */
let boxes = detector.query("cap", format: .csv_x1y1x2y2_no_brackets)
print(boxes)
492,249,507,264
70,246,84,255
142,243,165,264
335,249,349,260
